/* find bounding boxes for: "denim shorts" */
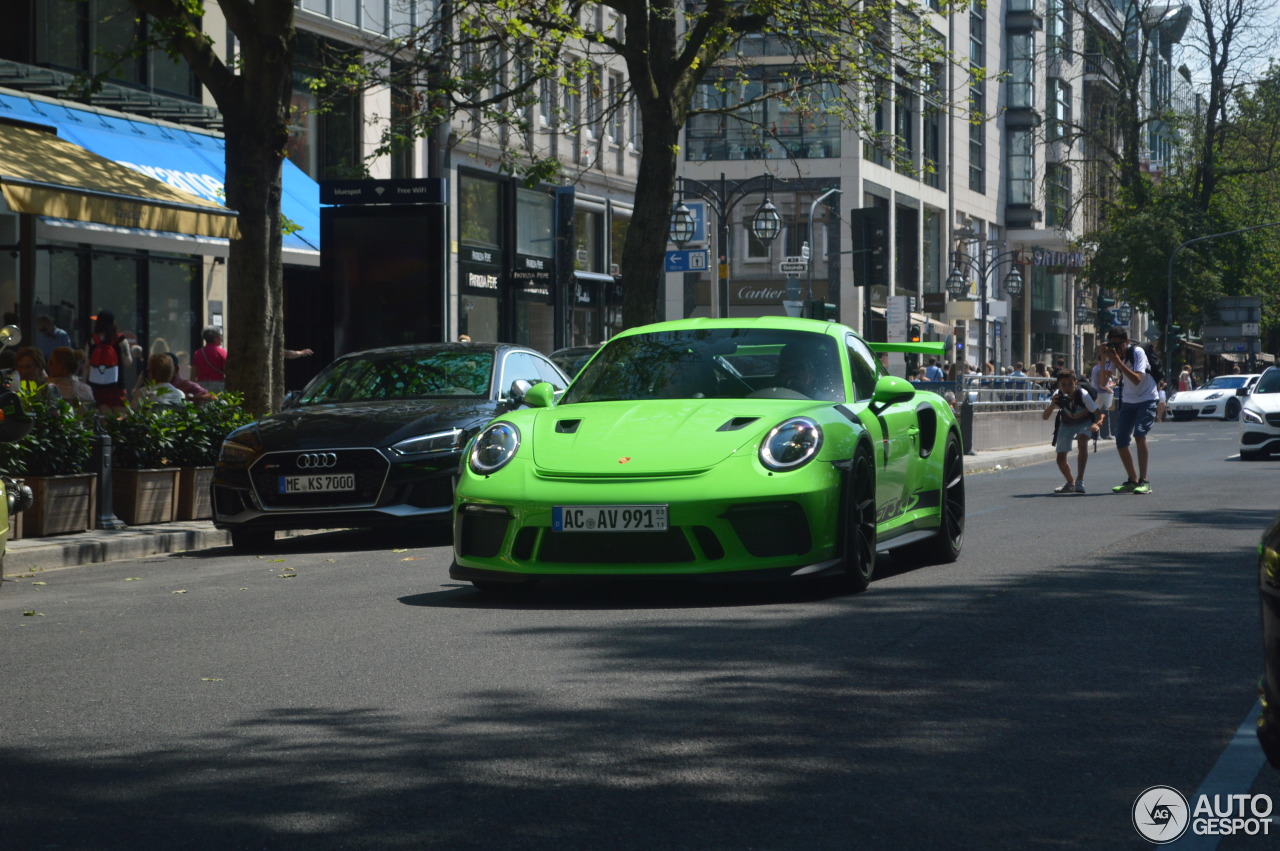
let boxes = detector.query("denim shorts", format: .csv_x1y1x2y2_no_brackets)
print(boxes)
1114,401,1158,449
1054,418,1096,453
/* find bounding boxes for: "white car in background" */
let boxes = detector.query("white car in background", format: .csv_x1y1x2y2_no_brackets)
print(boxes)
1167,373,1260,421
1240,367,1280,460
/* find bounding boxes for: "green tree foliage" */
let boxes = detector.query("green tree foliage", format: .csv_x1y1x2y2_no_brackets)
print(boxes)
340,0,958,328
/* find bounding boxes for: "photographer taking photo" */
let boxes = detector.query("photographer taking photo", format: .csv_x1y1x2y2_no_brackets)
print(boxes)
1105,326,1160,494
1042,369,1104,494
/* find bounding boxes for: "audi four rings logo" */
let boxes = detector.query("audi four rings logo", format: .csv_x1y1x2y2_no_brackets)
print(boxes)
295,452,339,469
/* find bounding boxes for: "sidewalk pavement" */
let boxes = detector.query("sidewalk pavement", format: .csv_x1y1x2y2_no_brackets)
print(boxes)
1,444,1059,577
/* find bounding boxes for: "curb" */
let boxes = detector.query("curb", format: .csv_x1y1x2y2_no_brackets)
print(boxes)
1,447,1060,576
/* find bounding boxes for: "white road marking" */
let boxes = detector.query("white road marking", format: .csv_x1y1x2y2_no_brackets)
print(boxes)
1166,702,1267,850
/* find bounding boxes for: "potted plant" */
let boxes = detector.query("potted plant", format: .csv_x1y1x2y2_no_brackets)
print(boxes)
0,390,97,537
168,394,255,520
99,398,183,525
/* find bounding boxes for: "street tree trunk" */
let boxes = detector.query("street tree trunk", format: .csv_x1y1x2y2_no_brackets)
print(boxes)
130,0,295,414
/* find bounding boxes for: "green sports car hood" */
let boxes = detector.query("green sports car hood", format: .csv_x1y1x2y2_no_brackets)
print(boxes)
524,400,812,475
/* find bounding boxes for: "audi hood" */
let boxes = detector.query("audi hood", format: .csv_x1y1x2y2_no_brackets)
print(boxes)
232,399,502,453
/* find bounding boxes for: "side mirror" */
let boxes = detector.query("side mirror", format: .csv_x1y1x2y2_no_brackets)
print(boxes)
508,378,534,406
281,390,301,409
872,375,916,406
0,324,22,349
523,382,556,409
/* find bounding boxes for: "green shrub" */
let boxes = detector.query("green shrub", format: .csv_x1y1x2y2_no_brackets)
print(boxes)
0,389,95,477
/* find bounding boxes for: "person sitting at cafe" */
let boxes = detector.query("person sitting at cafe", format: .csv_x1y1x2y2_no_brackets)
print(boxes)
12,346,49,392
46,347,94,404
133,353,188,407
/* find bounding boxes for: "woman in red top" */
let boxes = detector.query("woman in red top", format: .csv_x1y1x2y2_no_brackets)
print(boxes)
83,310,133,412
193,325,227,391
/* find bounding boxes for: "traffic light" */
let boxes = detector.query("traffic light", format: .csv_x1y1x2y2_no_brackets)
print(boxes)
808,301,838,321
909,323,922,343
850,206,889,288
1169,324,1183,353
1097,294,1116,330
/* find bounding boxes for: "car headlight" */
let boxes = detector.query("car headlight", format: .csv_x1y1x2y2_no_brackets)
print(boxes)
469,422,520,474
218,439,257,466
1205,392,1223,400
392,428,464,456
759,417,823,472
1243,408,1265,424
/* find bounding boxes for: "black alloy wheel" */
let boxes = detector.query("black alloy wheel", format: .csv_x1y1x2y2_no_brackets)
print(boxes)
902,431,965,565
836,446,877,593
1226,398,1242,421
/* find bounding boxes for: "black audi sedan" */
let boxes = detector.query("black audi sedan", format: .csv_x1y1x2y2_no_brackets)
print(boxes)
211,342,569,550
1260,512,1280,767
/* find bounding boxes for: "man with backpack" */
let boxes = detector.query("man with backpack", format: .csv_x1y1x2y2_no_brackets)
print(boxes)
83,309,133,412
1042,369,1104,494
1105,326,1160,494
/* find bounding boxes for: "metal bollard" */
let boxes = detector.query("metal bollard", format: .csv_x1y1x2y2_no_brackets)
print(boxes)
92,432,126,529
960,393,975,456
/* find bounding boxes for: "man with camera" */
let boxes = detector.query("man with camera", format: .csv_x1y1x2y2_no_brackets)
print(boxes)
1042,369,1104,493
1104,326,1159,494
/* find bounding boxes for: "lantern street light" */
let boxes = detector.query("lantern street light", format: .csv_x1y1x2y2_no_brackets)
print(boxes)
673,173,784,317
669,201,696,246
946,228,1026,369
1075,299,1092,325
1115,303,1133,325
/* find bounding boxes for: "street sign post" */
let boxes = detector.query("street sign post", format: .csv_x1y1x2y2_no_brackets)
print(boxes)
779,256,809,274
664,249,710,273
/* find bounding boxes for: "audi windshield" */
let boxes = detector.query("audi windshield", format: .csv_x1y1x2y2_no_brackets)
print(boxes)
297,350,495,404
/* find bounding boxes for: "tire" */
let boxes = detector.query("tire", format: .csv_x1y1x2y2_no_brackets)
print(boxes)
1240,449,1265,462
833,446,877,593
230,528,275,552
1225,399,1241,421
900,431,966,566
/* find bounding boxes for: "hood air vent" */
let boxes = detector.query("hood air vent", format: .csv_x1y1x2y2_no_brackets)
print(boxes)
717,416,760,432
555,419,582,434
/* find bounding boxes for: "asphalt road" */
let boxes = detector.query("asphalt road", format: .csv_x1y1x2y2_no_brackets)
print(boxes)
1,420,1276,850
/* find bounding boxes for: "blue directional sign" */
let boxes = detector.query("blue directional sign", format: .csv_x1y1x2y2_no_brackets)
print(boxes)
665,249,710,273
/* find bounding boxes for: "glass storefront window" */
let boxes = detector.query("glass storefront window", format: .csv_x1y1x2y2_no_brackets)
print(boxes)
458,174,502,248
34,248,81,347
149,257,198,365
460,295,499,342
91,253,142,347
516,188,554,258
574,209,601,271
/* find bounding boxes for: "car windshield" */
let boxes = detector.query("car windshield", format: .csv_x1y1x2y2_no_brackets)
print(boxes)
1203,375,1249,390
297,350,494,404
560,328,844,404
1254,369,1280,395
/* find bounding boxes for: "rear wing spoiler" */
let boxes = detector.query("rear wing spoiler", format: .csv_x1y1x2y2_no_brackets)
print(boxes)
866,341,946,357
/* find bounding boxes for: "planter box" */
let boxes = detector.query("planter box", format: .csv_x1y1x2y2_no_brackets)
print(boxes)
112,468,180,526
21,473,96,537
177,466,215,521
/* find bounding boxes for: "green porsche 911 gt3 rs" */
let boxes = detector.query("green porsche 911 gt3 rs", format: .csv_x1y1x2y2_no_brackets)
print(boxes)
450,317,964,593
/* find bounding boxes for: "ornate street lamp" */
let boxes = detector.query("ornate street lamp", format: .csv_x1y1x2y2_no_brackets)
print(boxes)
749,197,782,244
1002,267,1024,297
669,201,696,246
945,267,968,298
676,173,786,317
1075,299,1092,325
1116,303,1133,325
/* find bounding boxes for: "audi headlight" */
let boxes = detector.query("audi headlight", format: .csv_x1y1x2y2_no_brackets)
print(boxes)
469,422,520,474
392,428,464,456
1206,392,1223,400
218,439,257,466
759,417,823,472
1243,408,1265,424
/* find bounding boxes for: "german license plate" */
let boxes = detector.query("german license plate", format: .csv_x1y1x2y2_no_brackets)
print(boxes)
279,474,357,493
552,505,668,532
